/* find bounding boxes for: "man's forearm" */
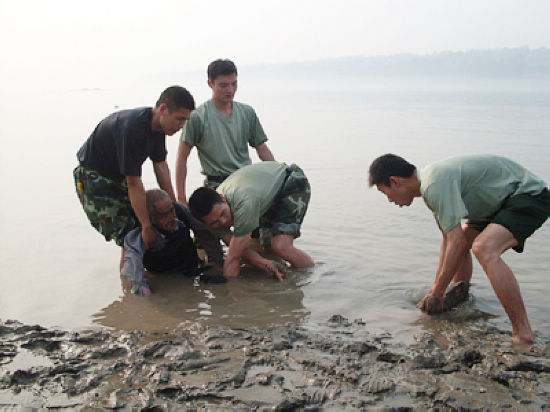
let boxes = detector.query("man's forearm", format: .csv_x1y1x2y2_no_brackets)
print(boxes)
175,165,188,203
154,162,176,202
256,143,275,161
433,230,469,296
433,235,448,286
242,247,270,269
175,142,192,203
127,177,151,228
224,246,271,276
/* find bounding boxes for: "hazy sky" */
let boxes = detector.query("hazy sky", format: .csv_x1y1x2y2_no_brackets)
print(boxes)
1,0,549,89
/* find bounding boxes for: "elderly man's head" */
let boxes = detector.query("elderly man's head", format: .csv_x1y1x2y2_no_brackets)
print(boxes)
146,189,178,232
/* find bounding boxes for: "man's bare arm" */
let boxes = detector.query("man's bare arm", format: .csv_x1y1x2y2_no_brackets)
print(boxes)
420,224,469,312
222,232,284,280
126,176,155,249
153,161,176,202
175,141,193,206
255,143,275,161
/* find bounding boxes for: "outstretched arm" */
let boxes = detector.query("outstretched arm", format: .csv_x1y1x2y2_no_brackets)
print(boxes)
175,141,193,206
255,143,275,161
126,176,155,249
222,233,284,280
420,224,469,313
153,161,176,202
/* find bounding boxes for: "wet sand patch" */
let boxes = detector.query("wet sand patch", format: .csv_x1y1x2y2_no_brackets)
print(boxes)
1,317,549,409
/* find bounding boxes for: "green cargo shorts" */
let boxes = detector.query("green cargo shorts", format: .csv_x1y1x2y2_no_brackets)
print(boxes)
467,188,550,253
260,164,311,238
73,165,139,246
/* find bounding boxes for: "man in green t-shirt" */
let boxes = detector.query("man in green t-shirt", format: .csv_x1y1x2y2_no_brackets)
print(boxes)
188,161,314,280
175,59,275,206
368,153,550,345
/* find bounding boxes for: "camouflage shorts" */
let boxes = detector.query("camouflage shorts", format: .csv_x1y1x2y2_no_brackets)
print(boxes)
260,164,311,238
73,165,139,246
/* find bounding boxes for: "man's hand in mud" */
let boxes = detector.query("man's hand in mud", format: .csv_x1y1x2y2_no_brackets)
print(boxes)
264,261,285,281
418,291,444,315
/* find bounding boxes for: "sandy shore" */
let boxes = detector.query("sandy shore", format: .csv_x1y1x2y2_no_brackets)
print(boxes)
1,315,549,409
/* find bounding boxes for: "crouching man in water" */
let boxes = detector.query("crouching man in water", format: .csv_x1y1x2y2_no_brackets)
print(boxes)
122,189,225,296
188,161,315,280
368,154,550,344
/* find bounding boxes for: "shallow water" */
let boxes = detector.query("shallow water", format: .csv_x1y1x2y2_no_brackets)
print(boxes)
1,79,549,345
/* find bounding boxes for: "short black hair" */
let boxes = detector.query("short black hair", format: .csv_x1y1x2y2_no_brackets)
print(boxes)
368,154,416,187
156,86,195,112
207,59,238,82
189,187,224,220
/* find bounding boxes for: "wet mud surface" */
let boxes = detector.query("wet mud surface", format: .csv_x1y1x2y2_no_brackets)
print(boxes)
1,316,550,410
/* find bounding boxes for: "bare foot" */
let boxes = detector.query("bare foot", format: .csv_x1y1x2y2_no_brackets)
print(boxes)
512,333,534,346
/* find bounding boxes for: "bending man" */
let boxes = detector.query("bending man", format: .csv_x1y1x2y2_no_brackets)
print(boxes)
189,161,314,280
369,153,550,344
74,86,195,267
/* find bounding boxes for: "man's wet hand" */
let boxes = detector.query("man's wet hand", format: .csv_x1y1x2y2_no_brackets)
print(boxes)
264,261,285,281
418,292,444,314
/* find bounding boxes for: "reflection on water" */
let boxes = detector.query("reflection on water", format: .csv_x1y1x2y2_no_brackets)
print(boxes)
1,82,549,345
93,263,309,331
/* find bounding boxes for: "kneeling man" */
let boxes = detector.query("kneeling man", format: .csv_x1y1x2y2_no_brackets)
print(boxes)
369,154,550,344
189,161,314,280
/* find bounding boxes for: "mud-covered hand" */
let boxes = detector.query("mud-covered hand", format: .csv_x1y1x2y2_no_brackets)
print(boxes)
418,290,444,314
264,261,286,281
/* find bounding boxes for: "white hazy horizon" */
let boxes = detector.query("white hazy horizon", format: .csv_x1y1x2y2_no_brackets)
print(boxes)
1,0,550,91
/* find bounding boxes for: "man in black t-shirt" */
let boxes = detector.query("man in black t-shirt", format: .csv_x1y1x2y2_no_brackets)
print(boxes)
74,86,195,267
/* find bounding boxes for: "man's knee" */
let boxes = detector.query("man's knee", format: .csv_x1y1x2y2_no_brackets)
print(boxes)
472,237,499,264
271,236,292,257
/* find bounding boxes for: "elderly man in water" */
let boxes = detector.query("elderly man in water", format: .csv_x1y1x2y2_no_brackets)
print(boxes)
121,189,225,296
368,153,550,344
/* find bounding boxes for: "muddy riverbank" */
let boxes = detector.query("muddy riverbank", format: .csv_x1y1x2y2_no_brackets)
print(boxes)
1,315,550,409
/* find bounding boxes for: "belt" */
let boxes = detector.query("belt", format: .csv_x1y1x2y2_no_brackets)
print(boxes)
206,175,229,183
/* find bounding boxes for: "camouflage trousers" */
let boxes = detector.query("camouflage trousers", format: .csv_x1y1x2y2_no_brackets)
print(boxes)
73,165,139,246
260,164,311,238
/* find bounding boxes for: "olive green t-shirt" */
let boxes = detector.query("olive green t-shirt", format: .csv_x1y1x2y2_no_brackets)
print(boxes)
215,161,288,237
181,100,268,176
419,154,548,233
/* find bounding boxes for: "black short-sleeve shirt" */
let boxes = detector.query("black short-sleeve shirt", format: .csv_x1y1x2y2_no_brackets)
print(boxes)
77,107,167,179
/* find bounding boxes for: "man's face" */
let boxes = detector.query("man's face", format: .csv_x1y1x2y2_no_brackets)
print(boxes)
202,201,233,229
376,179,414,207
209,73,238,104
152,198,178,232
159,105,191,136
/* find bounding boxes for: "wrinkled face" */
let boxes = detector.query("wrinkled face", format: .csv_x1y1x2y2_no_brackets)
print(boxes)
152,198,178,232
209,73,237,104
201,202,233,229
159,106,191,136
376,181,414,208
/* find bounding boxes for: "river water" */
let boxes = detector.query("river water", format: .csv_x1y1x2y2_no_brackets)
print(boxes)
1,77,549,344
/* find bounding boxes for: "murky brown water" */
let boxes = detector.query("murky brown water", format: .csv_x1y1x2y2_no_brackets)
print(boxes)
1,81,549,345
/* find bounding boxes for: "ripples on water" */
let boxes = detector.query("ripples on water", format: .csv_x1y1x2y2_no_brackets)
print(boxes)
1,84,549,345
